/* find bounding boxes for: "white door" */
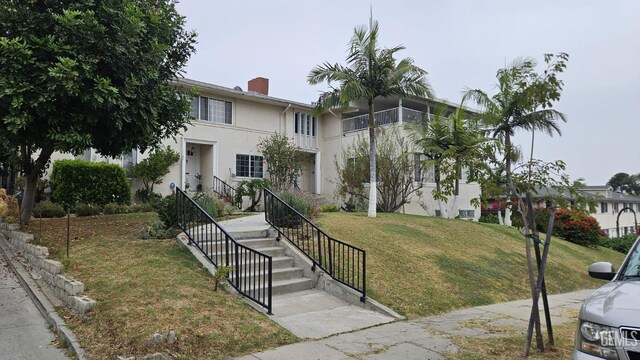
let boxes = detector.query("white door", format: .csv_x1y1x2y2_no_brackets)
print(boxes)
185,145,200,190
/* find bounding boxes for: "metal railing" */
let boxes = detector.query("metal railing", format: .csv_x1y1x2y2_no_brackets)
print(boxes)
176,188,272,313
213,176,242,209
263,188,366,301
342,107,399,134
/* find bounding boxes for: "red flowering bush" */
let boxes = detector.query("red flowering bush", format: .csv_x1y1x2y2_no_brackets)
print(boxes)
552,208,602,248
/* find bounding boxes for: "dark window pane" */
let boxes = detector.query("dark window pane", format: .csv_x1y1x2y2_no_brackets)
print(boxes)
312,117,316,136
225,101,232,124
190,97,199,118
295,113,299,134
236,154,249,177
200,97,209,121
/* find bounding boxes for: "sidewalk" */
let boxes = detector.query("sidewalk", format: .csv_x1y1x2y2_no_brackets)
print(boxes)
238,289,592,360
0,253,68,360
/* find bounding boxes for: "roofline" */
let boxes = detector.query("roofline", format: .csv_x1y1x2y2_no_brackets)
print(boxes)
174,77,316,111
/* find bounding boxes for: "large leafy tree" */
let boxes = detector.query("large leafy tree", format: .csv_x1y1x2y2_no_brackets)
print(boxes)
0,0,196,223
308,19,432,218
607,172,640,195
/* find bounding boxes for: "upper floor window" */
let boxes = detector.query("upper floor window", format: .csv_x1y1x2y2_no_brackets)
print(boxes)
295,112,316,136
612,202,619,212
600,202,608,214
236,154,263,178
190,96,232,124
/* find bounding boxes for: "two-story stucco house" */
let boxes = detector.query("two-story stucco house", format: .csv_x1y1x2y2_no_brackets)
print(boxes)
46,77,482,220
582,185,640,237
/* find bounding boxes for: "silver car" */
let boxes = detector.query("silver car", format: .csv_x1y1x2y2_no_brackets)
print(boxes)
573,236,640,360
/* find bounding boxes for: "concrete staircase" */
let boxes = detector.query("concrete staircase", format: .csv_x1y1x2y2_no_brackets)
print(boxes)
196,228,315,296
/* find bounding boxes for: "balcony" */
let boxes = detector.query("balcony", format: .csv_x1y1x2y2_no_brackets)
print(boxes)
342,107,434,134
295,133,317,151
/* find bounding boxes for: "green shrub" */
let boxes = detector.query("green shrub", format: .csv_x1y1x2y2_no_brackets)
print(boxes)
141,221,179,239
153,192,177,229
33,200,66,218
75,203,102,217
278,190,320,219
320,204,339,213
552,208,602,248
601,234,637,254
50,159,131,208
479,214,499,224
103,203,130,215
130,203,155,213
135,189,162,204
193,192,219,219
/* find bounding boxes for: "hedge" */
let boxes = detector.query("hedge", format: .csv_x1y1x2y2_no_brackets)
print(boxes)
50,159,131,208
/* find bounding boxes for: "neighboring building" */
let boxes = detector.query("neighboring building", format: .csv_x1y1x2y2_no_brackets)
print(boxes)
582,185,640,237
43,77,482,220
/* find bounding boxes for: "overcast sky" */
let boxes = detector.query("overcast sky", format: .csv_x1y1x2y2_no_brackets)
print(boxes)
175,0,640,185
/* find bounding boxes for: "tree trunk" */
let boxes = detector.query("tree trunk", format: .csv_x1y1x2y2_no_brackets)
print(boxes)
367,100,377,218
505,133,512,186
497,210,504,225
505,206,512,226
20,146,54,225
7,165,16,195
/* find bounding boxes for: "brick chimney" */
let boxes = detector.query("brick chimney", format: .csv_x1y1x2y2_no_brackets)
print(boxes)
248,77,269,96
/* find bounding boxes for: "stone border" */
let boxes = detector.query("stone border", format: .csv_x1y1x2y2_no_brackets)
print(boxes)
0,229,87,359
0,224,96,315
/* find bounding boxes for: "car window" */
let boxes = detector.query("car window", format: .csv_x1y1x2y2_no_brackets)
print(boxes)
622,241,640,278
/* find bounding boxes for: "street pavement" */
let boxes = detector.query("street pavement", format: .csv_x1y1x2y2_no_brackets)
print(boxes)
0,254,68,360
238,289,592,360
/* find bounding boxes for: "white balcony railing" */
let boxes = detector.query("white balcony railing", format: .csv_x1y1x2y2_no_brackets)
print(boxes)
295,134,318,150
342,107,435,134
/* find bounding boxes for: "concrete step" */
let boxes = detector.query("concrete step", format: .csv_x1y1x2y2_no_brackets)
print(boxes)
272,277,315,295
222,255,294,270
194,238,277,251
207,246,285,260
230,267,305,282
190,229,275,241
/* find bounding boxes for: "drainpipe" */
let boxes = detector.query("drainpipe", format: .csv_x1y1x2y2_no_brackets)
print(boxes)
280,104,292,133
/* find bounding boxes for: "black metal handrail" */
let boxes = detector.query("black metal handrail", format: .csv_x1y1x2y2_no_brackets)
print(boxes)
176,188,272,313
263,188,366,302
213,176,242,209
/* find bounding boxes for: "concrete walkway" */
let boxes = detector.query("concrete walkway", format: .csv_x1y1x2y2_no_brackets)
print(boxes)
0,253,68,360
216,214,398,339
238,289,592,360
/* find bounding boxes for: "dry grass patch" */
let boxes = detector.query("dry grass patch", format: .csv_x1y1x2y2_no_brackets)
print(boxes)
317,212,624,318
449,321,578,359
23,213,296,359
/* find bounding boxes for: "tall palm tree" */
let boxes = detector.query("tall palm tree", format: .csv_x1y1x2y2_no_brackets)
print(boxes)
463,58,567,187
308,19,432,218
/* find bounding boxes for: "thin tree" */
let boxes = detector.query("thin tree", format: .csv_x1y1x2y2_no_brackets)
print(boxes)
308,18,432,217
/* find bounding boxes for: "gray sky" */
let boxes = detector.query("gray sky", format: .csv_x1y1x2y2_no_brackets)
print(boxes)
175,0,640,185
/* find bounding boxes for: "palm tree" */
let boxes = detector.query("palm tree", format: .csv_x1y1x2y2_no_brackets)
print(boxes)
463,58,567,187
308,19,432,218
407,103,488,218
463,58,567,225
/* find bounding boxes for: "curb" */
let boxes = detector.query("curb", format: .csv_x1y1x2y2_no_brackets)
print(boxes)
0,236,87,360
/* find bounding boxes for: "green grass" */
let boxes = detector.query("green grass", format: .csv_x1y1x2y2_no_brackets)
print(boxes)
317,212,625,319
24,213,296,359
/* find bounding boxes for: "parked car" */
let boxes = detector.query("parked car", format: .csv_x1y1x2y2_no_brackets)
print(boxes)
573,236,640,359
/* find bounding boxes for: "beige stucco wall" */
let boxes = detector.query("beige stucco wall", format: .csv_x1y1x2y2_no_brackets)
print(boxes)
320,120,482,220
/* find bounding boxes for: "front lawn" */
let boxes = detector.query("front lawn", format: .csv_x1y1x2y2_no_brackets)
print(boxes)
317,212,625,319
23,213,296,359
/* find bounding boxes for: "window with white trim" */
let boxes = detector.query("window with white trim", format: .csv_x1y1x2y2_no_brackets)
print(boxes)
600,202,608,214
459,209,475,219
121,149,138,174
236,154,263,178
190,96,232,124
294,112,317,136
613,202,619,212
413,154,435,183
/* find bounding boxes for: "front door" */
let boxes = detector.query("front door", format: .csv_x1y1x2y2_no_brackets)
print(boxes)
185,144,200,191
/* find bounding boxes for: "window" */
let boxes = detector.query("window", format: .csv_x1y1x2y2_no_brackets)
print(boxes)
435,210,442,218
235,154,263,178
600,202,608,214
613,203,619,212
459,210,475,219
190,96,232,124
121,149,138,175
413,154,435,183
637,203,640,212
294,112,317,136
